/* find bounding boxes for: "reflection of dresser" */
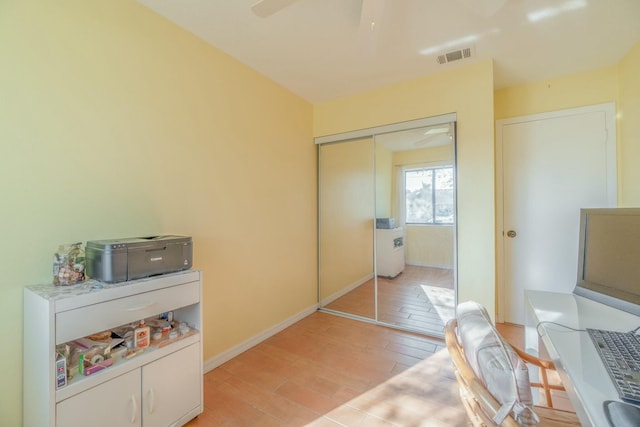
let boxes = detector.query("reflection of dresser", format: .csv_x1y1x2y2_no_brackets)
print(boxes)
376,227,405,278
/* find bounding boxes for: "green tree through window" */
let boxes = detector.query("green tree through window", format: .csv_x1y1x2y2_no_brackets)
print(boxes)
405,167,454,224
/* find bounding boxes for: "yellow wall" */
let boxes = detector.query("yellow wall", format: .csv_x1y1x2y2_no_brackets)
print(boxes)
405,225,454,268
3,1,637,424
314,60,496,317
494,66,619,120
319,139,375,300
375,143,393,217
618,41,640,206
0,1,316,424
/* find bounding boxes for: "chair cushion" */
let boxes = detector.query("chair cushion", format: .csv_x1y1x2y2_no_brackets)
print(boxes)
456,301,537,426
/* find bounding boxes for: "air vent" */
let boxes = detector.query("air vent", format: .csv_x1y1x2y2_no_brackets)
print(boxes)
437,47,473,65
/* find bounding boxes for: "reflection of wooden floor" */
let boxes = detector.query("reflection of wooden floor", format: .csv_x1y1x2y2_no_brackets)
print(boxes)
324,265,455,336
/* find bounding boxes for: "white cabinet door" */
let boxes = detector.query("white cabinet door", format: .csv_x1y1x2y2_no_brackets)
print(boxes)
142,343,201,426
56,370,141,427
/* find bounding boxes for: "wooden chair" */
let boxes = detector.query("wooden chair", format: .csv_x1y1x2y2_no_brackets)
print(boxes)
444,302,581,426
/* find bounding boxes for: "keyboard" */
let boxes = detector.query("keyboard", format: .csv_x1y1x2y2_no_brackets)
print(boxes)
587,328,640,405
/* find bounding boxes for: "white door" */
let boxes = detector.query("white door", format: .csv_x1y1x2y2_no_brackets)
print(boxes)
497,103,616,324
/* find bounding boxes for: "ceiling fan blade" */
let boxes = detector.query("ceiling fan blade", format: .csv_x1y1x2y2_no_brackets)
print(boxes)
251,0,300,18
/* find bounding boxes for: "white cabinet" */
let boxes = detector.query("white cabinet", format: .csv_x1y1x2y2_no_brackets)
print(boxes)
24,270,203,427
142,343,201,426
376,227,405,278
56,369,141,427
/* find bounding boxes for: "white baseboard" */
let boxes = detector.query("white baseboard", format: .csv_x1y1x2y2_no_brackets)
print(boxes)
203,303,319,373
319,273,374,306
406,261,453,270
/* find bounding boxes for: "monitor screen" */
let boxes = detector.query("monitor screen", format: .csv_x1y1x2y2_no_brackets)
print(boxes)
573,208,640,316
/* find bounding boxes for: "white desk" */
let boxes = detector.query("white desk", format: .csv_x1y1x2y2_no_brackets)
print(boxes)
525,290,640,427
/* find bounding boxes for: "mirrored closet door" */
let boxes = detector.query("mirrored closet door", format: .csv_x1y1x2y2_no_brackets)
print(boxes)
317,115,458,337
318,137,376,320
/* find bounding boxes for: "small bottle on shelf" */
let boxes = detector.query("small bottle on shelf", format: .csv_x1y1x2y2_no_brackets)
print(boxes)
134,320,150,348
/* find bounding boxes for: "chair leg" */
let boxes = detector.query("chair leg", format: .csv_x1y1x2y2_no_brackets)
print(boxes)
542,367,554,408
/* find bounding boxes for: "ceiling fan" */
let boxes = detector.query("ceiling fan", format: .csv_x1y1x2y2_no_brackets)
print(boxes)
251,0,300,18
251,0,390,55
251,0,388,31
251,0,507,19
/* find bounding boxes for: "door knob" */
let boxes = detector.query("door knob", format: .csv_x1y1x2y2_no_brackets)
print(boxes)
506,230,517,238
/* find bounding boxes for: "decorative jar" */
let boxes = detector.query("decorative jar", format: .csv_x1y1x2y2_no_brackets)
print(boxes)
53,243,85,286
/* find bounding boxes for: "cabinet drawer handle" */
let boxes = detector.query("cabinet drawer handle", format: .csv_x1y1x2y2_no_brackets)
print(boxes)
147,387,156,414
130,395,138,423
124,301,157,312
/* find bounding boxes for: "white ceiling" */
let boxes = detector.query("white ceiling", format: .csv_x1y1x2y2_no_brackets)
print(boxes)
137,0,640,104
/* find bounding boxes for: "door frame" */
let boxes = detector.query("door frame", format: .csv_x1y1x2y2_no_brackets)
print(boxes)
495,103,617,323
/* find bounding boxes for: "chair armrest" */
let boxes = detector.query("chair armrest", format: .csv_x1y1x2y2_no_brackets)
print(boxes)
511,341,565,406
512,345,556,371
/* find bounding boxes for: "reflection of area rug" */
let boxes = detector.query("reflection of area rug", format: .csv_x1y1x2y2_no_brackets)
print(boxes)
376,279,456,334
420,285,455,321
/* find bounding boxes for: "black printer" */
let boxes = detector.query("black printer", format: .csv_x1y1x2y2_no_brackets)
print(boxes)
86,235,193,283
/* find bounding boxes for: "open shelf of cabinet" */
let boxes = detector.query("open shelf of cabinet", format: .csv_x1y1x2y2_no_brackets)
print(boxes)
23,270,203,427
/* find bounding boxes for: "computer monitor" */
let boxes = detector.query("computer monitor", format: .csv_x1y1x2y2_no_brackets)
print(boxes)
573,208,640,316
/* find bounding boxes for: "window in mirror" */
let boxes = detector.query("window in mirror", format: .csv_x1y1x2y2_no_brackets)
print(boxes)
405,166,454,224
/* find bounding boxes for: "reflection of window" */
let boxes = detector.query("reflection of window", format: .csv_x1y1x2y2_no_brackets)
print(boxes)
405,167,454,224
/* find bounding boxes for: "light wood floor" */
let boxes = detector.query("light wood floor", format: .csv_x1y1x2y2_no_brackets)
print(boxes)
187,311,467,426
187,275,573,426
324,265,455,335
